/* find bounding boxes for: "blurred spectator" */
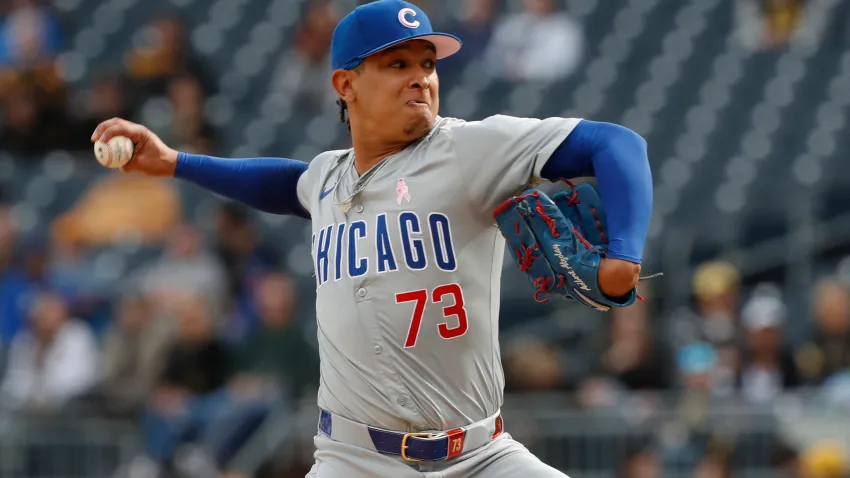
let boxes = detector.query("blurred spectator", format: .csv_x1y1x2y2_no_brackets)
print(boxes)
51,174,181,247
819,370,850,406
121,15,218,161
0,291,97,412
271,0,340,110
295,1,337,67
735,0,805,51
136,224,228,319
0,80,69,154
159,293,229,400
693,450,732,478
736,292,799,403
66,74,135,150
667,347,737,471
229,272,318,401
503,336,565,391
0,0,62,69
795,279,850,385
0,204,30,343
215,202,281,301
25,233,64,291
163,73,216,154
799,440,847,478
48,232,114,333
0,81,41,153
618,445,661,478
84,74,132,122
577,292,671,408
690,262,741,346
124,14,215,101
91,295,172,417
677,342,719,395
0,203,12,260
137,293,273,476
0,231,53,343
216,203,283,342
773,442,801,478
483,0,584,83
0,1,71,154
436,0,496,82
589,292,671,391
676,261,743,395
761,0,805,48
139,294,231,472
139,72,217,155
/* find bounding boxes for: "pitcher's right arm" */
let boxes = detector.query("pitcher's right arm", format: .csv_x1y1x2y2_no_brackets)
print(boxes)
91,118,311,219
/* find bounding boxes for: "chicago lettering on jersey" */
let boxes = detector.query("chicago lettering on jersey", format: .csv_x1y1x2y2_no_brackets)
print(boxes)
311,212,457,286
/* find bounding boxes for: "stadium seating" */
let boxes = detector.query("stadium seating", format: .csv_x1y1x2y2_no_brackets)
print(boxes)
1,0,846,333
4,2,849,476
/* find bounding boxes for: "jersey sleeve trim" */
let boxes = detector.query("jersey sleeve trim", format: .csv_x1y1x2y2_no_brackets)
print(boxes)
531,117,583,182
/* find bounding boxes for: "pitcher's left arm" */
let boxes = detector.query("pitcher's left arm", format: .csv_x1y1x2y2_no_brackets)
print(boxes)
539,120,653,297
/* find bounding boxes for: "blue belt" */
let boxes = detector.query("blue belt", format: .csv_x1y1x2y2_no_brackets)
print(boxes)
318,409,503,462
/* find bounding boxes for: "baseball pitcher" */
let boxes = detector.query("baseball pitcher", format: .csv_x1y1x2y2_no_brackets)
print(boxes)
91,1,654,476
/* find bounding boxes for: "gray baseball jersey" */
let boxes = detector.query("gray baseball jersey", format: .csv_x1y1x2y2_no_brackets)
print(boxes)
296,114,581,432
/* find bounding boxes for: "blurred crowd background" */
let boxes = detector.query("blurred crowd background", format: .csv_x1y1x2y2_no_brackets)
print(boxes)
1,0,850,477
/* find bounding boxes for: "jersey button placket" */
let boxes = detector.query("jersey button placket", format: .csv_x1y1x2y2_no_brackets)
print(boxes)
354,204,364,213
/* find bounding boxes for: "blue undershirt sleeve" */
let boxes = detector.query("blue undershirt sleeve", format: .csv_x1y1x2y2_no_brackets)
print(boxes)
540,120,653,264
174,152,310,219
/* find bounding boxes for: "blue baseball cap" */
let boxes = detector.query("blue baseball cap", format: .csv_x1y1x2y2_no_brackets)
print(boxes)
331,0,462,71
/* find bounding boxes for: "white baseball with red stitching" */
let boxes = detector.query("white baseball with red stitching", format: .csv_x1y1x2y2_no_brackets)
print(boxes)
93,136,134,169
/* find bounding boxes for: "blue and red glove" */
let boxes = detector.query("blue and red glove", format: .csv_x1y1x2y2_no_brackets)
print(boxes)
494,181,638,311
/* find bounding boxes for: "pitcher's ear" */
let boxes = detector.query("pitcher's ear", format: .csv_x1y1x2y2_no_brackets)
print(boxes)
332,69,355,103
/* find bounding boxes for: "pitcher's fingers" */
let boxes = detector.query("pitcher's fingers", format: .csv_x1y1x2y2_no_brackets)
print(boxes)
91,118,126,142
98,123,144,144
120,156,139,173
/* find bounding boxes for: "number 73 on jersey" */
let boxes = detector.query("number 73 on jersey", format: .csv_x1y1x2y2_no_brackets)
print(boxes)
396,283,469,348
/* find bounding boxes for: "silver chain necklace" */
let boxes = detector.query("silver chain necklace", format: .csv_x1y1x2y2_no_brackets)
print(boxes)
333,151,398,213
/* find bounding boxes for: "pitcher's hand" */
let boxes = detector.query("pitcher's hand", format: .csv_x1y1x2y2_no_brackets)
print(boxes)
598,258,641,299
91,118,178,177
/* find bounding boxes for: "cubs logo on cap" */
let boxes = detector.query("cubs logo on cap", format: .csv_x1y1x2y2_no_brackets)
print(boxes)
331,0,462,71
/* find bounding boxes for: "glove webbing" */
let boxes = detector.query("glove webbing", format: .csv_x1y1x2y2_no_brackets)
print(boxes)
558,178,609,246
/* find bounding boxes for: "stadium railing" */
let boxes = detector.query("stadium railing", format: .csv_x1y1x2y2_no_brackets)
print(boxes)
2,389,846,477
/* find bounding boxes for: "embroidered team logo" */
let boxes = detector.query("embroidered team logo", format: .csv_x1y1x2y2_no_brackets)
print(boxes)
397,178,411,205
398,8,420,28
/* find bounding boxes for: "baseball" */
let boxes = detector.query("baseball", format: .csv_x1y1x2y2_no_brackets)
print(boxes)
94,136,134,169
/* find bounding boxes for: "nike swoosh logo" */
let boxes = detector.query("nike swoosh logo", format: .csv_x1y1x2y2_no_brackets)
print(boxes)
320,187,334,200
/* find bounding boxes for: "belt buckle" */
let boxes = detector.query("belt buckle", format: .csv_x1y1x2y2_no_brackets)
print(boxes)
400,432,435,462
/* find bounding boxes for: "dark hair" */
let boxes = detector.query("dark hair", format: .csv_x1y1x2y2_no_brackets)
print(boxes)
337,98,351,131
336,63,365,131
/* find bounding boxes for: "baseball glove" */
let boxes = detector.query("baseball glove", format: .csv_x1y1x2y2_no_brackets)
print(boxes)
494,181,638,311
